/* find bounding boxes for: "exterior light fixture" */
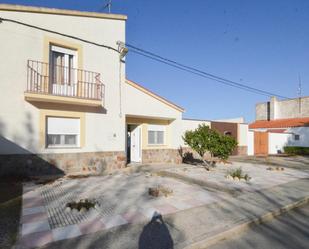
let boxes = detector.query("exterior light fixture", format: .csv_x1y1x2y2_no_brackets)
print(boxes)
117,41,128,60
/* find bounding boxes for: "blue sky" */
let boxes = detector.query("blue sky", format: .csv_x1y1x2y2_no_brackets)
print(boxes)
2,0,309,122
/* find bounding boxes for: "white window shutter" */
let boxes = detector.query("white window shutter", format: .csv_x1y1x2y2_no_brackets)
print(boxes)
47,117,80,135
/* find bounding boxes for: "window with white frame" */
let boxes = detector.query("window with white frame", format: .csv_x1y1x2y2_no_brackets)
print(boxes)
50,45,78,92
46,117,80,148
148,125,165,145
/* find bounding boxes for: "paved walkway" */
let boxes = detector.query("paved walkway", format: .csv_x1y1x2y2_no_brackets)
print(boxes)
17,172,222,248
31,178,309,249
15,161,309,249
162,161,309,194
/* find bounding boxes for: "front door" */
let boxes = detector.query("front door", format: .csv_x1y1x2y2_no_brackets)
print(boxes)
130,125,141,163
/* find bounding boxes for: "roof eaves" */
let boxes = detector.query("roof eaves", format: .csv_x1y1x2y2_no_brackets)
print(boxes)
126,79,185,113
0,4,127,20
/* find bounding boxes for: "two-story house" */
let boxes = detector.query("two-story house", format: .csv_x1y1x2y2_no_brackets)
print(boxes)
0,4,249,176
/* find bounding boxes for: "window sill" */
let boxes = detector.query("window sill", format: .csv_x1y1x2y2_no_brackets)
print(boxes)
46,146,81,149
147,144,167,147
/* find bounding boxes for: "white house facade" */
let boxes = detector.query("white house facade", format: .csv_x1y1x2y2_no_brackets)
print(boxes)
249,109,309,155
0,4,250,176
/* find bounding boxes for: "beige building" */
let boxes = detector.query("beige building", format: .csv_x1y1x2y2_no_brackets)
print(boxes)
0,4,249,176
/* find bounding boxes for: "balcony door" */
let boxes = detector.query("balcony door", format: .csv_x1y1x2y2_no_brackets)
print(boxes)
50,45,78,97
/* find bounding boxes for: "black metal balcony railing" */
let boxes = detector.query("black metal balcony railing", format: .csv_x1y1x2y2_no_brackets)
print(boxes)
26,60,105,101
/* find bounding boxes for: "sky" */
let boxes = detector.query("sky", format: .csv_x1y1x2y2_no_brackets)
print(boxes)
1,0,309,122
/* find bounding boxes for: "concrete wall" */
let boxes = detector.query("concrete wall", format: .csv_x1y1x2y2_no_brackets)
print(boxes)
286,127,309,147
0,8,126,155
268,133,291,154
256,96,309,120
238,123,248,147
213,117,245,123
180,119,211,147
256,102,269,121
247,131,254,156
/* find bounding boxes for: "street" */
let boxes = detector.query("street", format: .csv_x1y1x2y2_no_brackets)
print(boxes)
208,204,309,249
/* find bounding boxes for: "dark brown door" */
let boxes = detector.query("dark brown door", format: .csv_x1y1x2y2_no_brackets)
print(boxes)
254,132,268,155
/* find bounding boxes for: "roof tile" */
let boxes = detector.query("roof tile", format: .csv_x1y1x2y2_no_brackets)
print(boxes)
249,117,309,129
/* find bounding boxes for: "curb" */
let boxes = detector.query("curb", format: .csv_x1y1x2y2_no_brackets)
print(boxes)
183,196,309,249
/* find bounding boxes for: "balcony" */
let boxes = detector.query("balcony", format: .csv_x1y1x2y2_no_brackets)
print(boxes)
25,60,105,107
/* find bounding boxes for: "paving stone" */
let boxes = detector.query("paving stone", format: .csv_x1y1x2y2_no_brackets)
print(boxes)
169,199,193,210
23,197,44,208
154,204,178,215
22,206,45,216
138,207,159,219
22,220,50,236
52,224,82,241
19,230,53,248
122,211,147,223
78,219,105,235
22,212,48,224
185,198,207,207
101,215,128,229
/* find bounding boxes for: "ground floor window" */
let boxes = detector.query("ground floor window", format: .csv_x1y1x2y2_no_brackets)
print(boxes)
46,117,80,148
148,125,165,145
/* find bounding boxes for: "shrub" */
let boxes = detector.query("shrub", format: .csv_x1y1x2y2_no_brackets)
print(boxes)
66,199,96,211
284,146,309,155
227,167,251,181
183,124,237,169
213,134,238,160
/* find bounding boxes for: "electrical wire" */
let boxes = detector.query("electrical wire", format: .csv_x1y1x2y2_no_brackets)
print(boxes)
0,16,289,99
126,43,289,99
0,17,119,53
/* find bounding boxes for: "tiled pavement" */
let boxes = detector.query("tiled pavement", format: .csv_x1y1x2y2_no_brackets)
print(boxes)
165,162,309,193
16,163,309,249
16,174,220,249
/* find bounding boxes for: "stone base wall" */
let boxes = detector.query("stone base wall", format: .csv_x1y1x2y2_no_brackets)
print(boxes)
0,151,126,176
142,149,182,164
235,146,248,156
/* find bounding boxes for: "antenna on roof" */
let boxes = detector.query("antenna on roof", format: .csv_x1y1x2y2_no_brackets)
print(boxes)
101,0,112,13
298,74,302,97
298,74,302,114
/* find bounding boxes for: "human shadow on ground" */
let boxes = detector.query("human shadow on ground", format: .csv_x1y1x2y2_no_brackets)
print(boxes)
138,212,173,249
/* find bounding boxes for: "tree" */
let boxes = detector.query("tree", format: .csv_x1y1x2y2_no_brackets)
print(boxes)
213,134,238,160
182,124,237,170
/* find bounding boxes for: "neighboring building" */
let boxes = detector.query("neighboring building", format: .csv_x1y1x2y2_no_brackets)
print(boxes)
249,96,309,155
0,4,249,176
211,121,248,155
256,96,309,120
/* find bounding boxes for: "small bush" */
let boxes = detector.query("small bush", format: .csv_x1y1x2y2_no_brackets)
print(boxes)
227,167,251,181
66,199,96,211
284,146,309,156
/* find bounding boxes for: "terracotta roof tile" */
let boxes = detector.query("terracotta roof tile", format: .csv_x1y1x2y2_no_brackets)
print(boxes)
249,117,309,129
